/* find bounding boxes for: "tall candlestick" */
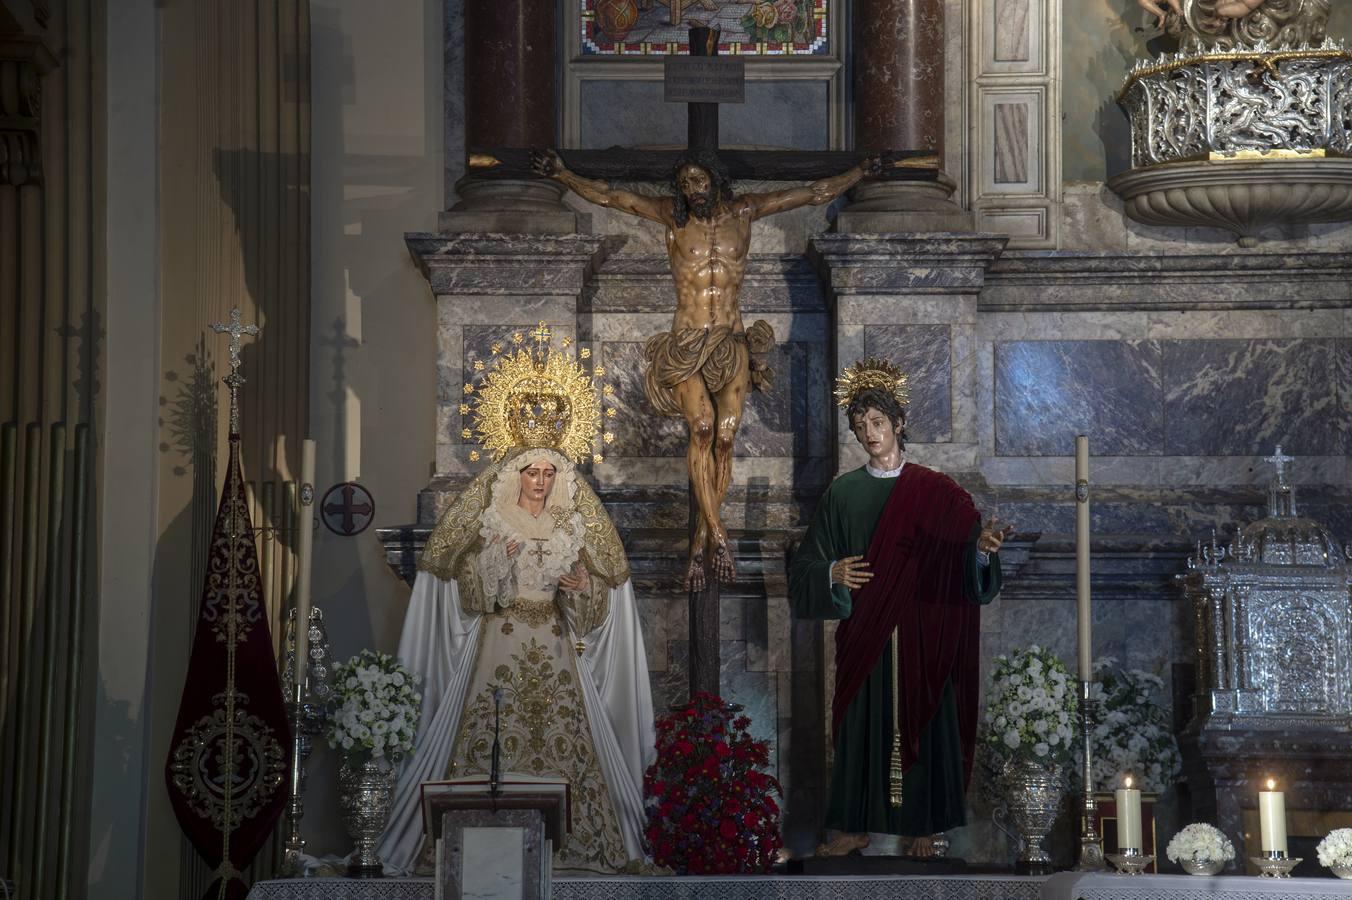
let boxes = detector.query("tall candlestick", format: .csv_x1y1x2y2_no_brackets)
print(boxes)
1116,776,1142,851
295,439,316,693
1258,779,1287,854
1075,435,1092,680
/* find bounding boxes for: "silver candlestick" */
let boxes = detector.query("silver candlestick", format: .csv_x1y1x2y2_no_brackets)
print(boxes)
280,606,334,876
1251,850,1301,878
1076,680,1106,870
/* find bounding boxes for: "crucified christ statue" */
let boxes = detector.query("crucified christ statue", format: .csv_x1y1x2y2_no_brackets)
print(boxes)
533,148,879,590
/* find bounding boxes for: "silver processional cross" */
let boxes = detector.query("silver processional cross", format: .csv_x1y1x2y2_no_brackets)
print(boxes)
211,307,260,432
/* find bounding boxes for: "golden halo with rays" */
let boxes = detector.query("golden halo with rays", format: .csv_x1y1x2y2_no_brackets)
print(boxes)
461,322,615,464
833,356,910,410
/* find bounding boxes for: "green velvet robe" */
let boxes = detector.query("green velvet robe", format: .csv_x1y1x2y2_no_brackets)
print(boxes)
789,466,1001,837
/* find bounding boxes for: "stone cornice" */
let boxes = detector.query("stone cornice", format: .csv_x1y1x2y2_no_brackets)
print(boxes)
404,232,610,296
983,250,1352,311
809,233,1009,295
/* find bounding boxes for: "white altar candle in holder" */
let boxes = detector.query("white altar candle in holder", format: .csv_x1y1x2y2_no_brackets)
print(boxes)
1258,778,1288,855
1075,435,1092,681
1115,776,1143,852
294,438,316,694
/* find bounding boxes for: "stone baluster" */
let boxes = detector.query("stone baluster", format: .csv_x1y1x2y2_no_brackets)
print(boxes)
443,0,576,233
837,0,972,233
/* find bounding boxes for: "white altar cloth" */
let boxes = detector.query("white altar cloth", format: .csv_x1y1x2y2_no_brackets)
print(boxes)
246,874,1045,900
247,871,1352,900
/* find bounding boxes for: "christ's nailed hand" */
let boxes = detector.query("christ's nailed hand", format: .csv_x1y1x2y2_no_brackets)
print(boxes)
831,555,872,590
1137,0,1181,26
531,148,561,178
978,515,1015,554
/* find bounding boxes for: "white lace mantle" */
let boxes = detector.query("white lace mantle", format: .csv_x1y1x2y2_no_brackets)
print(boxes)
477,448,587,604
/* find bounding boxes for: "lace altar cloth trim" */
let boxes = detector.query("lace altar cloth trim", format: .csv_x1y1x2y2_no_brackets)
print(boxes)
1043,872,1352,900
246,874,1046,900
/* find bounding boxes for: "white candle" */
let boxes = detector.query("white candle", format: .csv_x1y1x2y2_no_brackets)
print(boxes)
294,438,316,695
1075,435,1092,680
1258,779,1287,854
1116,776,1142,851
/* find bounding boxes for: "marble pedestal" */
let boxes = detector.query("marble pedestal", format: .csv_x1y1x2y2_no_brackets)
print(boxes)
835,176,976,235
1180,725,1352,871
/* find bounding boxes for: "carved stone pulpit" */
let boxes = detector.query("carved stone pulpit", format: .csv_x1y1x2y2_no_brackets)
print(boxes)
1178,447,1352,871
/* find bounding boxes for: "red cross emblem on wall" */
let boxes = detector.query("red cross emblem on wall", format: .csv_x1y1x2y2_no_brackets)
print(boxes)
320,482,375,536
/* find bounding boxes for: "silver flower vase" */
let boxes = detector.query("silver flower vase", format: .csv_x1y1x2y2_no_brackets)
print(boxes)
338,756,397,877
994,758,1064,874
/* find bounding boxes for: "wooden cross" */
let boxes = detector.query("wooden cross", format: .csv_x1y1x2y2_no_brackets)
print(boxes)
467,28,938,184
463,26,937,699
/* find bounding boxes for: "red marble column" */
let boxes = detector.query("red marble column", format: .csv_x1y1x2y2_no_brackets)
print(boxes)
839,0,969,231
450,0,573,231
853,0,945,157
464,0,555,150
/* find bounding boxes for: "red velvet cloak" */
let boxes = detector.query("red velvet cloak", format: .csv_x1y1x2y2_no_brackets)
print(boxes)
831,464,983,784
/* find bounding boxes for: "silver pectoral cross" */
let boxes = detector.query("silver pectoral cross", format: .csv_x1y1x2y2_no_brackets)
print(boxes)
528,539,550,567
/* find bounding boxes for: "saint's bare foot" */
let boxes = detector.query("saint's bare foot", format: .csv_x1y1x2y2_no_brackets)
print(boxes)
905,836,936,858
815,832,869,857
711,533,737,584
684,552,706,593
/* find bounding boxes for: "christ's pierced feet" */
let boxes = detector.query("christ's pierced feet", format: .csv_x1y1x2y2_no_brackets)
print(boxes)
684,552,707,593
711,537,737,585
815,832,870,857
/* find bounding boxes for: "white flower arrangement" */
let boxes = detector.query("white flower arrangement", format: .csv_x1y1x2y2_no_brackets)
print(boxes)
1316,828,1352,869
983,645,1079,767
1088,657,1182,793
1166,823,1235,865
326,649,421,764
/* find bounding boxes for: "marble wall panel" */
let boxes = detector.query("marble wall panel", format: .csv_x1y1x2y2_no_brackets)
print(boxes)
994,0,1032,62
994,339,1164,456
1337,338,1351,454
720,641,779,769
601,341,687,458
862,325,954,444
993,102,1030,184
1162,339,1346,457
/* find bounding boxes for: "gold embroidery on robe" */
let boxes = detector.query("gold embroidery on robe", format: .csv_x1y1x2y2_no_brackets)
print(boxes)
447,635,627,872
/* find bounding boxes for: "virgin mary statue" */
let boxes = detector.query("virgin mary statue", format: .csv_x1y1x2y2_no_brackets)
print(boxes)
378,327,654,873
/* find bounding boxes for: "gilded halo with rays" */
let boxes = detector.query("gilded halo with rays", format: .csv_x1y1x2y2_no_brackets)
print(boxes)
833,356,910,410
459,322,616,464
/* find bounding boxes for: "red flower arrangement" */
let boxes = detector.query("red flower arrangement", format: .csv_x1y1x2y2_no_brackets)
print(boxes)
643,692,783,874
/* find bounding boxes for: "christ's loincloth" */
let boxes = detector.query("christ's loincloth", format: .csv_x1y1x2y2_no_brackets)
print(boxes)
642,320,775,418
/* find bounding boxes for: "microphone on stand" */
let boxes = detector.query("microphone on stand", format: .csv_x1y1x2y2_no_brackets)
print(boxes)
489,686,503,798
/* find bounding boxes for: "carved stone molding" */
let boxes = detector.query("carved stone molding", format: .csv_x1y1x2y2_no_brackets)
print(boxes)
1108,157,1352,247
0,35,56,186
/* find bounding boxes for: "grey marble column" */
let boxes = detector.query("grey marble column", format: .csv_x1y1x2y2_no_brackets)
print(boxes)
442,0,575,233
836,0,972,233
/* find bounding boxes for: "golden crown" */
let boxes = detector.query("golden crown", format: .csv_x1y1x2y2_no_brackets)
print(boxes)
459,322,616,464
834,356,910,409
